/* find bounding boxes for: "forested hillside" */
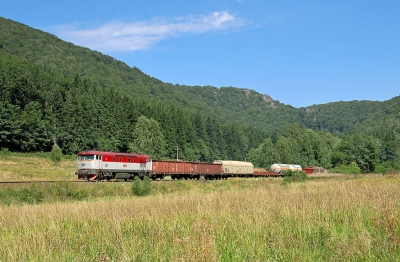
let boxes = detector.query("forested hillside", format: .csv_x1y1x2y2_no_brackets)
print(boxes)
0,51,268,161
0,17,399,173
2,17,397,135
0,17,295,134
298,98,400,133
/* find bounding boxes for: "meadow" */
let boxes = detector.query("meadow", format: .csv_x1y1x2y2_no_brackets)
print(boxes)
0,153,76,181
0,154,399,261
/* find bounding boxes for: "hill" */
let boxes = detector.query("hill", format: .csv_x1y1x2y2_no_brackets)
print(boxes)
1,17,399,171
3,17,398,135
0,17,288,133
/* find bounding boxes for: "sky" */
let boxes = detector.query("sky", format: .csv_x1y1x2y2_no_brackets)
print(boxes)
1,0,399,107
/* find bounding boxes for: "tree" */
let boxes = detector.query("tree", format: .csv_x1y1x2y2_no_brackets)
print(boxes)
18,101,51,152
276,136,300,164
259,138,279,168
247,138,279,169
129,116,167,159
331,134,380,171
317,132,340,169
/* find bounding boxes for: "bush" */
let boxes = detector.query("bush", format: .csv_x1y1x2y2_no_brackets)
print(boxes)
375,161,400,175
0,148,11,161
50,144,62,163
19,187,44,204
131,176,152,196
330,162,361,175
0,148,11,156
52,182,88,201
282,170,307,183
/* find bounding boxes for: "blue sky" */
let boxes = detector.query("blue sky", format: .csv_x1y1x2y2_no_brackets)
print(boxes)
1,0,399,107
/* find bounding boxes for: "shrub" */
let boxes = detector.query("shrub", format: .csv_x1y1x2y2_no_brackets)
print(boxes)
0,148,11,156
375,160,400,175
282,170,307,183
18,184,44,204
52,182,88,201
330,162,361,174
131,176,152,196
0,148,11,161
50,144,63,163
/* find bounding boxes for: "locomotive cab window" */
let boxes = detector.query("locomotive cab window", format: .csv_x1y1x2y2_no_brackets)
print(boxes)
77,155,95,161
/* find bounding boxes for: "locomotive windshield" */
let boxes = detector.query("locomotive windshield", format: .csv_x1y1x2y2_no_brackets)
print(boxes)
77,155,95,161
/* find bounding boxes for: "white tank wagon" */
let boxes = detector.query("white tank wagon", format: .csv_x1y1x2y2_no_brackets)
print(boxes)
270,163,302,173
214,160,254,178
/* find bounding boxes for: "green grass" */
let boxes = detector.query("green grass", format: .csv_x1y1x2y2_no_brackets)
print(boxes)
0,178,278,206
0,153,76,181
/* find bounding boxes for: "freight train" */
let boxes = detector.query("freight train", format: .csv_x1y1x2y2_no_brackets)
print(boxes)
76,150,313,181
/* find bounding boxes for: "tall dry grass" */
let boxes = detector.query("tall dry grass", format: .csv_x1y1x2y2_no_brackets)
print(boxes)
0,176,399,261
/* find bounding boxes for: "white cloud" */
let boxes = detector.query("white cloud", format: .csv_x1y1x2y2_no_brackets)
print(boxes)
53,11,245,52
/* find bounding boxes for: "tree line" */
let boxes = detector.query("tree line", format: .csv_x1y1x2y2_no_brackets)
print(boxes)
1,51,399,173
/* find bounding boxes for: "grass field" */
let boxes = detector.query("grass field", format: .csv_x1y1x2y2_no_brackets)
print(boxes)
0,154,399,261
0,153,76,181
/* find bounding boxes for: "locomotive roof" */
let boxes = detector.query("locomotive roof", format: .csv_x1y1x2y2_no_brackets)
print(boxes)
77,150,151,158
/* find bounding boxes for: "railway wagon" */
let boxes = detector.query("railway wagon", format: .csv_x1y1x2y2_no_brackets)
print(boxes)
152,160,222,180
76,151,152,181
195,162,223,180
270,163,302,174
214,160,254,178
253,169,281,177
302,166,315,174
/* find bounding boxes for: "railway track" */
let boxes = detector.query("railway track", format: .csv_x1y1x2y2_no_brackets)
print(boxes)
0,175,286,185
0,179,176,184
0,180,85,184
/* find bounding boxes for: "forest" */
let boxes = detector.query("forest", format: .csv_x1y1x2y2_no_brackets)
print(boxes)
2,17,397,135
1,50,399,173
0,17,399,173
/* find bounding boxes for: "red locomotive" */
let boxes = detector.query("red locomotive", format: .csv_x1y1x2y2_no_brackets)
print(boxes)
76,151,152,181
